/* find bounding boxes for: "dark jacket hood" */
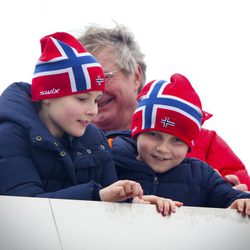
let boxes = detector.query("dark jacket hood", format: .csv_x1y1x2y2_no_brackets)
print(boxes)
0,82,54,141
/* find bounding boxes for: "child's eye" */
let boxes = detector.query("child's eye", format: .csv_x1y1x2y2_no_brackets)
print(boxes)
147,132,159,137
95,97,102,103
172,137,185,144
173,137,181,142
77,98,86,102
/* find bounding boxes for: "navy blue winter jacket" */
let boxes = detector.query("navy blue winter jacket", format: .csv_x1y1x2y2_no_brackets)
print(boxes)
0,82,117,200
112,134,250,208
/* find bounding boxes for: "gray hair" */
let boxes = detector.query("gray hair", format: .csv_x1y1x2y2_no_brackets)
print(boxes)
78,23,147,87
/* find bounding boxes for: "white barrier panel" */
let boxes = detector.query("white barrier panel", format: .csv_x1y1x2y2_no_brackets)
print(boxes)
0,195,250,250
0,195,61,250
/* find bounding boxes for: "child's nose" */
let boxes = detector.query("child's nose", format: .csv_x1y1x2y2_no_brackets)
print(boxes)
86,103,98,117
155,141,170,153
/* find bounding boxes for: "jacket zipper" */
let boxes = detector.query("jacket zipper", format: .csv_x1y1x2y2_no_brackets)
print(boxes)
153,176,159,195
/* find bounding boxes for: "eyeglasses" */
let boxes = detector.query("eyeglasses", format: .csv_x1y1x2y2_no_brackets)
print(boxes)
104,69,120,83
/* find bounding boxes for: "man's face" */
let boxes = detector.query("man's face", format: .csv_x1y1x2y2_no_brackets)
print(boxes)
92,47,140,131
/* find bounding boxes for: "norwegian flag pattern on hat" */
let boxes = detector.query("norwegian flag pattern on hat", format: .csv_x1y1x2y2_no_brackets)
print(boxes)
131,74,210,150
31,32,105,101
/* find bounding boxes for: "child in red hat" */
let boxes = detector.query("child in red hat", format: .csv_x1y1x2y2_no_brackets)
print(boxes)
0,32,144,203
112,73,250,215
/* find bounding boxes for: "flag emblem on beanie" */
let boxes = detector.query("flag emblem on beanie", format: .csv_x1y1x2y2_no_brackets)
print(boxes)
31,32,105,101
131,74,211,150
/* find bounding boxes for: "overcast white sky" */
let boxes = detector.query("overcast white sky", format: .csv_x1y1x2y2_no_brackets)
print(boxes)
1,0,250,172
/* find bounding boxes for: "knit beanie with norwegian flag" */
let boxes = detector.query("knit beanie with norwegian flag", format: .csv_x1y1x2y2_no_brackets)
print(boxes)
131,73,212,150
31,32,105,101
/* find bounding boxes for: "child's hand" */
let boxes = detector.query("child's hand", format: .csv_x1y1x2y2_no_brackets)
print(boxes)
224,174,248,192
99,180,143,202
133,195,183,216
215,171,249,192
229,198,250,215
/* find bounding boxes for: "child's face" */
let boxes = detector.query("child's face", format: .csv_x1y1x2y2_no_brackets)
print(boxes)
136,131,188,173
41,91,102,138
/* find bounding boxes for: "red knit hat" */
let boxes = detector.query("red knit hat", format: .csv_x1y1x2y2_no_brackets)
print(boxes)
31,32,105,101
131,73,212,150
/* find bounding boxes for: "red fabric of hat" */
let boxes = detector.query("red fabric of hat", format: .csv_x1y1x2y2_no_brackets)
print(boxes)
31,32,105,101
131,73,211,150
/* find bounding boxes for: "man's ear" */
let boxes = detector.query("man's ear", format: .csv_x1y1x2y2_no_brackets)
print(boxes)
134,65,142,92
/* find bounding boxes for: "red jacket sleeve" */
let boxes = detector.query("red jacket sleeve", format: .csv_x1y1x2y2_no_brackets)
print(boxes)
187,128,250,189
